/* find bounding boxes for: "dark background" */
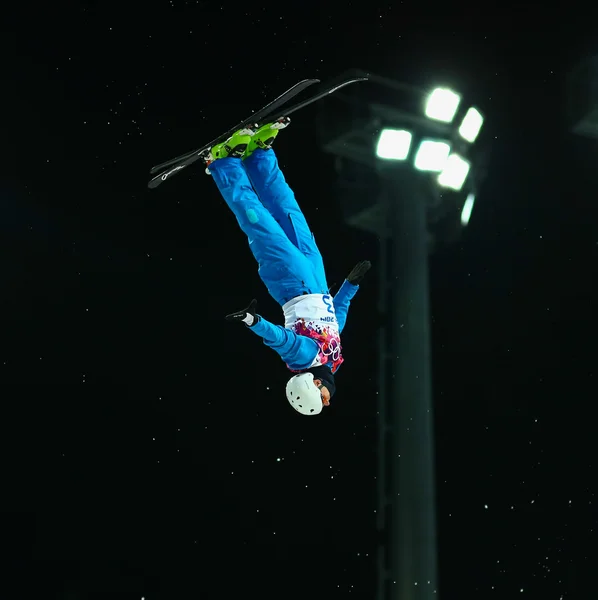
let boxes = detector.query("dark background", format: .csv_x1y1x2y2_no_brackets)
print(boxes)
2,3,596,598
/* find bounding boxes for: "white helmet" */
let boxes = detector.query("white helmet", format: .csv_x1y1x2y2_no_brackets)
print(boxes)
286,372,323,416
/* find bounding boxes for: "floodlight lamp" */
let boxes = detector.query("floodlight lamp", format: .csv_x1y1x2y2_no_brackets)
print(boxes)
413,140,451,172
437,153,470,191
461,193,475,226
425,88,461,123
459,107,484,142
376,129,412,160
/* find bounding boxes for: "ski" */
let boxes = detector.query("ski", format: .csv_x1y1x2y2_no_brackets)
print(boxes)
148,76,368,190
267,77,368,122
149,78,319,176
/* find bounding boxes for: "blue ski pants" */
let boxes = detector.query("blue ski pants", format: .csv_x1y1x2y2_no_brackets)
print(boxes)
209,149,328,306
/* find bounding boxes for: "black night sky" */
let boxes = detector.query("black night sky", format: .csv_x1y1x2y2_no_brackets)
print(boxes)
2,3,596,599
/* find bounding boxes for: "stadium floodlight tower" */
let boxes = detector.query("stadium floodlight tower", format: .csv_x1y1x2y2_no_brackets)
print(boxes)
317,70,487,600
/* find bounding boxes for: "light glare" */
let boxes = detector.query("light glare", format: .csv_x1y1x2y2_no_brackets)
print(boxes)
459,107,484,142
425,88,461,123
376,129,412,160
414,140,451,171
461,193,475,226
437,153,470,191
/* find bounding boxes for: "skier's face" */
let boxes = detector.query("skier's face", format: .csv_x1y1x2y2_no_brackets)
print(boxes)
314,379,331,406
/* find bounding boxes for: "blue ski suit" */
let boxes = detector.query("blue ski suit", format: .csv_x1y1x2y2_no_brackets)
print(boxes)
209,148,359,372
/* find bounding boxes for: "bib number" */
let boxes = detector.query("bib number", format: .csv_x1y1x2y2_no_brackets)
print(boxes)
322,294,334,314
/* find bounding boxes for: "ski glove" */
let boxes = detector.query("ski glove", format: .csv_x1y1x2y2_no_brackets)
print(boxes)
225,298,259,327
346,260,371,285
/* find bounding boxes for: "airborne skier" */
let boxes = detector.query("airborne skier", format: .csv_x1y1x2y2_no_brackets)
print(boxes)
204,119,371,415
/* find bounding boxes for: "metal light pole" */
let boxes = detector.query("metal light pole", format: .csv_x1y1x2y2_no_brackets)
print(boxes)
372,169,438,600
318,70,487,600
387,170,437,599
